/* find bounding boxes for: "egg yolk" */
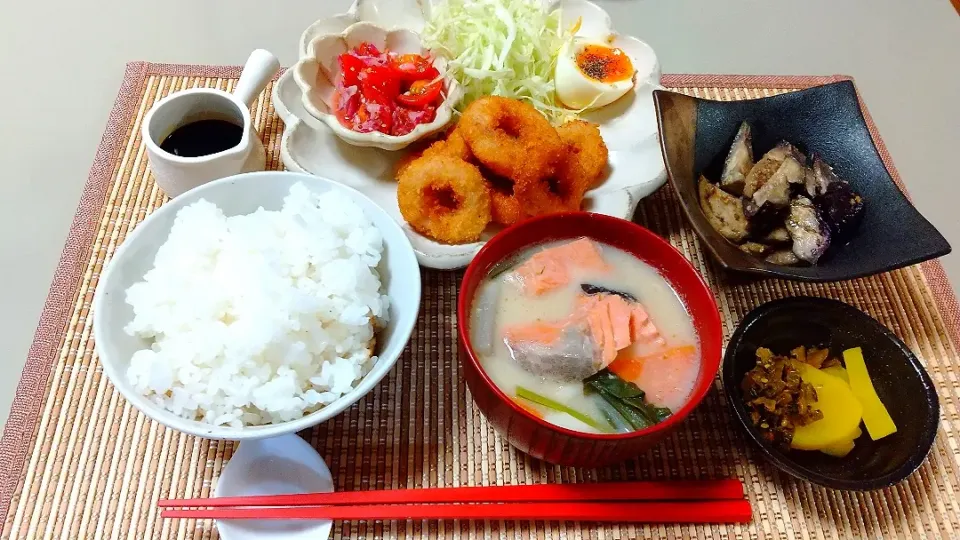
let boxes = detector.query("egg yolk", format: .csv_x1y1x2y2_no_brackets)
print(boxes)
576,45,634,83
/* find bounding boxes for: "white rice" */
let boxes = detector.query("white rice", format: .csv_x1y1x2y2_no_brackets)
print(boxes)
123,182,390,427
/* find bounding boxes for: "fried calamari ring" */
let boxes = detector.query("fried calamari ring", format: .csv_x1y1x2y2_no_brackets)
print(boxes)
491,191,524,225
515,154,589,215
459,97,563,182
430,129,473,161
394,149,425,180
397,155,491,244
432,126,523,225
483,170,524,225
398,129,474,181
558,120,609,188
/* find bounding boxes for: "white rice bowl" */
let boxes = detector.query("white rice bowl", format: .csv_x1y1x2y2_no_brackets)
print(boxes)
123,182,390,427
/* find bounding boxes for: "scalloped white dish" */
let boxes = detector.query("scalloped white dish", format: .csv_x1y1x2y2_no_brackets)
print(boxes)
275,0,667,270
292,21,460,151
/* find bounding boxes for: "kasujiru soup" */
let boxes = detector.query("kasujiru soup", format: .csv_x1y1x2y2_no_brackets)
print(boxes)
470,238,700,434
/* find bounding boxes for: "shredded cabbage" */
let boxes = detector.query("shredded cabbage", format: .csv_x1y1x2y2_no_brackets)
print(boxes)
424,0,572,124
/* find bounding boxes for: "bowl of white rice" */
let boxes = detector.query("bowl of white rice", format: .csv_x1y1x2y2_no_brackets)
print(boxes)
92,171,421,440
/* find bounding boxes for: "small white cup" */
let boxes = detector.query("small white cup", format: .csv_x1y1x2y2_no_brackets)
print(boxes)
143,50,281,198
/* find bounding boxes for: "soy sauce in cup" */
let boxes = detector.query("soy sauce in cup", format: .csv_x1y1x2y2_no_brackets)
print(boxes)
141,49,280,198
159,119,244,158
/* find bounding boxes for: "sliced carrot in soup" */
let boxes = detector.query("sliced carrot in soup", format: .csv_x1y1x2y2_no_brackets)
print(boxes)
608,350,647,382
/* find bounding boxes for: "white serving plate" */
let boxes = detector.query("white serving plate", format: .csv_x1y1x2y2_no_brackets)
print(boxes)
273,0,667,270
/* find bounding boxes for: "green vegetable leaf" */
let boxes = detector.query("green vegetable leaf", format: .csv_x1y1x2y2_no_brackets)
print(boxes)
590,391,632,433
584,370,672,430
516,386,611,433
596,389,653,430
586,370,647,400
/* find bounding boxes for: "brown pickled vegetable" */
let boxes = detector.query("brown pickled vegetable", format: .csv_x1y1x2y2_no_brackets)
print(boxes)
789,345,838,369
740,347,823,447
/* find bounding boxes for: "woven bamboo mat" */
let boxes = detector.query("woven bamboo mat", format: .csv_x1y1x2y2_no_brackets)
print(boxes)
2,64,959,540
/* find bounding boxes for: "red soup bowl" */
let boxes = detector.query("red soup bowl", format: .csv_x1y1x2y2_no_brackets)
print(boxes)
457,212,723,467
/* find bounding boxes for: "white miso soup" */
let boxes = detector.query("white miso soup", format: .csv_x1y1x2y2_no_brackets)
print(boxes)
470,238,700,434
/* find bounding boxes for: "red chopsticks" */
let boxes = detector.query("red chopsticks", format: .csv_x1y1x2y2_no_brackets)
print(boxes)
162,501,751,523
159,480,752,524
160,480,743,507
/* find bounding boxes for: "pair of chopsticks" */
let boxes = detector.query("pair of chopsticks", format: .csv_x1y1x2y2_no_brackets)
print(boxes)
159,480,752,523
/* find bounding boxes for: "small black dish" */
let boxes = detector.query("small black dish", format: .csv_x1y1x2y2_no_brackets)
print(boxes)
722,296,940,491
653,81,951,282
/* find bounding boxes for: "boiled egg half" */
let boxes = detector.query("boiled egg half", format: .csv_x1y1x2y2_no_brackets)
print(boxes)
555,38,636,110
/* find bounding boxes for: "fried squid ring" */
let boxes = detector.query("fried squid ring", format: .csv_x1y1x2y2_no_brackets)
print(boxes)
558,120,609,189
491,191,524,225
440,129,473,161
397,155,492,244
459,97,563,183
436,126,523,225
421,129,473,162
398,129,475,181
394,150,425,180
515,154,589,215
483,170,524,226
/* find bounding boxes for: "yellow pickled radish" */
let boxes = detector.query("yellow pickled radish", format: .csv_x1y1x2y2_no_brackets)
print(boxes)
820,438,855,457
789,361,864,451
820,426,862,458
821,365,849,384
843,347,897,440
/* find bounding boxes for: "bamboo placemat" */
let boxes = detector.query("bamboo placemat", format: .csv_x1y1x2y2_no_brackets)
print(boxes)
2,64,959,540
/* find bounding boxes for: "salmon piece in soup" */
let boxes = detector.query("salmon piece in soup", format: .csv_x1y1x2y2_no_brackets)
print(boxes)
503,317,597,381
508,238,609,296
503,290,666,381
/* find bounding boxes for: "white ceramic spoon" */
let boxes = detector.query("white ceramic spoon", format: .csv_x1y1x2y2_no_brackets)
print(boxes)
215,434,334,540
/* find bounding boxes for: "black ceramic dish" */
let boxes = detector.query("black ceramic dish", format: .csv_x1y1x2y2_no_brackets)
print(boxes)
723,297,939,491
653,81,951,282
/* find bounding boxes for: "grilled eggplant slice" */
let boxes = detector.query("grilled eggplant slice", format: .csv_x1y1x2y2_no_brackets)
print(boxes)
753,155,804,208
743,142,801,198
805,157,865,239
786,196,832,264
760,226,791,244
706,139,863,266
744,199,789,237
699,176,749,242
743,155,783,199
818,181,864,239
721,122,754,196
765,249,802,266
806,156,837,198
740,242,775,256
